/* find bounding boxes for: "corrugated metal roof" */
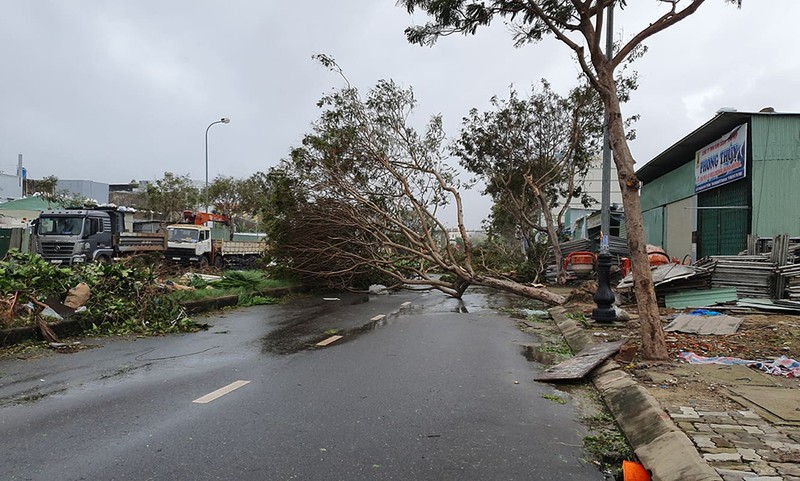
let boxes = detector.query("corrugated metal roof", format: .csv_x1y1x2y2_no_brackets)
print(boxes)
664,287,738,309
0,196,63,211
637,111,800,183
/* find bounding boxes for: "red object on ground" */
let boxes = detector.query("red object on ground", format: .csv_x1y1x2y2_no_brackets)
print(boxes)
563,251,597,276
620,257,631,277
622,460,651,481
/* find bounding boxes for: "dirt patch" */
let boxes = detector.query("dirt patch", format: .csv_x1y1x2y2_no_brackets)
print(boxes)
563,295,800,411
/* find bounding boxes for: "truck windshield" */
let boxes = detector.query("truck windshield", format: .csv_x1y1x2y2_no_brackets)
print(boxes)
38,217,84,236
168,228,200,243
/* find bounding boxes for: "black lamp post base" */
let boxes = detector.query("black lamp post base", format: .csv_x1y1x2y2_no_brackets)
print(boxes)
592,250,618,323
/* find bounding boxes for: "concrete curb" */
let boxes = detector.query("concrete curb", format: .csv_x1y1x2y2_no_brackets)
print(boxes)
549,307,722,481
0,285,304,347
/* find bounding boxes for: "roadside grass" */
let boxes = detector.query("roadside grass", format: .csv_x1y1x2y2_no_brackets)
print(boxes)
541,393,568,404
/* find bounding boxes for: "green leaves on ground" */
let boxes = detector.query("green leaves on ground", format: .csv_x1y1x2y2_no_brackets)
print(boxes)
0,251,195,335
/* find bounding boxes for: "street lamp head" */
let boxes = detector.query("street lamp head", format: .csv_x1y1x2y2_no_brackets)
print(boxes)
221,117,230,124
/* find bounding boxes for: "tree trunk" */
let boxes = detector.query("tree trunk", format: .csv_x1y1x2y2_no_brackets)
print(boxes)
473,275,565,305
534,188,566,285
600,77,669,360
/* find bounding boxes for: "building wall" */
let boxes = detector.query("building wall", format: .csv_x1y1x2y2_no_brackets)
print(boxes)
643,207,663,247
562,156,623,237
0,173,22,201
641,160,696,255
750,115,800,237
664,196,695,261
640,161,695,212
56,180,110,204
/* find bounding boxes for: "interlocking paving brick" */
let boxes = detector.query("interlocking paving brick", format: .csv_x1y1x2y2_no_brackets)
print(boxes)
775,462,800,477
738,448,761,462
691,435,717,448
750,462,779,476
667,404,800,480
712,424,749,432
706,452,744,462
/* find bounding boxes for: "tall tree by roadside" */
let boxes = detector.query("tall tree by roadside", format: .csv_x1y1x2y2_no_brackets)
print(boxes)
144,172,200,222
266,55,565,304
455,80,603,284
399,0,743,360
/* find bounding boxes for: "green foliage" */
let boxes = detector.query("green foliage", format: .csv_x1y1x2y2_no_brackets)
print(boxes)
0,250,73,303
216,270,272,290
166,270,288,307
0,252,196,336
73,259,192,335
236,293,277,307
144,172,200,222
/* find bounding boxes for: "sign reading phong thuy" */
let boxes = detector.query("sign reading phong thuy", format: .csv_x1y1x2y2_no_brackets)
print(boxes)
695,123,747,193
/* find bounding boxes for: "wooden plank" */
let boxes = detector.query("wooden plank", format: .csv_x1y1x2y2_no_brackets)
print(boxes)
534,341,625,382
315,335,343,347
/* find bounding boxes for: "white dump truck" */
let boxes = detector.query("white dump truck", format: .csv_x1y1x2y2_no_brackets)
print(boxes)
164,211,266,268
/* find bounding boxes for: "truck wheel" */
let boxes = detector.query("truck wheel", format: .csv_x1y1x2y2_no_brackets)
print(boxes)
214,256,224,269
97,255,112,264
199,256,209,268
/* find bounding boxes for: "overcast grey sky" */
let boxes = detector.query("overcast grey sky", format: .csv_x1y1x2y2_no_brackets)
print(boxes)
1,1,797,228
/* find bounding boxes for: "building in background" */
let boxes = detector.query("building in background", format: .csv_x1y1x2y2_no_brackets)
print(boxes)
0,172,23,202
56,179,109,204
562,155,624,240
638,109,800,262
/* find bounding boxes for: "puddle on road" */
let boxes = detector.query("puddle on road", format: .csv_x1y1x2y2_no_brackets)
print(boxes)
520,345,559,365
261,288,548,356
261,294,374,355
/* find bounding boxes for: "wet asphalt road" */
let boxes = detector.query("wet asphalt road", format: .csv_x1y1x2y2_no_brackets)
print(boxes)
0,289,605,480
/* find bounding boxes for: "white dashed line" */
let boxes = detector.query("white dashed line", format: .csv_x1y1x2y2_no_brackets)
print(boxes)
316,335,343,347
192,380,251,404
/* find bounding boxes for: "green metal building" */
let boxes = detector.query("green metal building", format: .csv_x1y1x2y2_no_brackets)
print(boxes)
638,110,800,261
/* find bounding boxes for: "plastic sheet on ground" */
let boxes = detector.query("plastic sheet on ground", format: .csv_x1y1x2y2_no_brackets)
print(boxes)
679,351,800,378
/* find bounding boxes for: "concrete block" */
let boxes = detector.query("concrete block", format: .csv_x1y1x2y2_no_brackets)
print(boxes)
603,383,675,447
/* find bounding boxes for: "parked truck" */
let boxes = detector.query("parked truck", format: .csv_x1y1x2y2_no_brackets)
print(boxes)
164,211,266,268
33,207,167,265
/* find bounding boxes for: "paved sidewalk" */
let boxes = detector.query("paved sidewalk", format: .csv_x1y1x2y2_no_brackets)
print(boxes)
667,406,800,480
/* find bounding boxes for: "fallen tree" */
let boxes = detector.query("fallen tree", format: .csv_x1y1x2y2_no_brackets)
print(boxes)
263,56,565,305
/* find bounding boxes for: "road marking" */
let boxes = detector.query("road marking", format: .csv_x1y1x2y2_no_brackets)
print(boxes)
192,380,251,404
316,335,343,347
370,314,385,321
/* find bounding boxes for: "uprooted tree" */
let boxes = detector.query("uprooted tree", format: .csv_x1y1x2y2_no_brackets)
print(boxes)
263,55,564,305
400,0,743,360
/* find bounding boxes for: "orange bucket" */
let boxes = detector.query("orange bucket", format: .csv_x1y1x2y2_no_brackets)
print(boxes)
622,460,650,481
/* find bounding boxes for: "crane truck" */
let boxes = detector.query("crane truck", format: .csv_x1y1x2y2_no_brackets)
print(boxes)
164,211,266,268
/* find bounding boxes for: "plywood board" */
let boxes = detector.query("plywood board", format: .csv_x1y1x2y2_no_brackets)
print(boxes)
729,386,800,422
535,341,625,382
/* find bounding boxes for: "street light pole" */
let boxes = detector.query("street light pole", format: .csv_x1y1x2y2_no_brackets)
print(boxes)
593,4,617,323
205,117,230,212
